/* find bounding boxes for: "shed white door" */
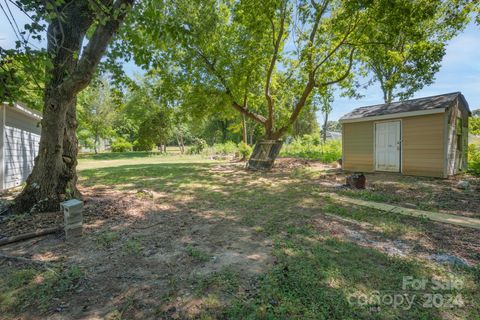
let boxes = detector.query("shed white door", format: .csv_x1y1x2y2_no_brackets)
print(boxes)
375,121,400,172
4,126,41,189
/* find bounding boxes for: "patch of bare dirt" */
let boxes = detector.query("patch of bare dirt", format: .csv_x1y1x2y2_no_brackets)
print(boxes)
366,174,480,218
312,212,480,266
273,157,341,171
1,185,273,319
314,168,480,218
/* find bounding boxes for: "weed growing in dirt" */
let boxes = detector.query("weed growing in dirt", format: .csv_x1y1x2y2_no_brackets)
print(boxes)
186,245,211,262
122,238,143,256
222,234,479,319
96,231,120,247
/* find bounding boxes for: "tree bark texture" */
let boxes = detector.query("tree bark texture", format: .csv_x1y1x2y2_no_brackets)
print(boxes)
13,0,133,213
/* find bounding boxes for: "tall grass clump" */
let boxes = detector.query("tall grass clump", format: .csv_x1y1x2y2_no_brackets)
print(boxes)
468,144,480,175
281,134,342,163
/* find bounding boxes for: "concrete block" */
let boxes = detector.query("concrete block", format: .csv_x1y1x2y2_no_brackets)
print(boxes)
61,199,84,240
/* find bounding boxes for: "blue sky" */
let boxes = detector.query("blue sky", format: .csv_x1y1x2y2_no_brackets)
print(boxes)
327,22,480,121
1,6,478,122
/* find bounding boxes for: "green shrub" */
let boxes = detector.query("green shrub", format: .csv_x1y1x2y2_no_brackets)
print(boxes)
238,142,252,159
281,135,342,163
133,139,155,151
213,141,238,155
111,137,132,152
187,138,208,154
300,134,321,146
468,144,480,175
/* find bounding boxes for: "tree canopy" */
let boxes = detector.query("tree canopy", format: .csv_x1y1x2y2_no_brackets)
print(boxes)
120,0,378,139
359,0,471,103
0,0,477,212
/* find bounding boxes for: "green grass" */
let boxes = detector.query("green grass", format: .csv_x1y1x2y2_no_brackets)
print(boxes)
78,154,479,319
338,189,403,204
192,268,240,296
122,238,144,256
224,236,478,320
337,186,439,212
95,230,120,247
322,201,426,238
0,266,83,314
6,153,478,319
78,150,164,160
186,245,211,262
281,138,342,163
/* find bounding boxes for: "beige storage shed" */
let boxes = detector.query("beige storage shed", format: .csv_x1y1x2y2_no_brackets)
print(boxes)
339,92,470,178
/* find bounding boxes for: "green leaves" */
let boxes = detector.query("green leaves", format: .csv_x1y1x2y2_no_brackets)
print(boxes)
0,50,46,110
77,76,117,150
359,0,471,102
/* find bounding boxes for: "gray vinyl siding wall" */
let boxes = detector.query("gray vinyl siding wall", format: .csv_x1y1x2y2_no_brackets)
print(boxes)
2,105,41,189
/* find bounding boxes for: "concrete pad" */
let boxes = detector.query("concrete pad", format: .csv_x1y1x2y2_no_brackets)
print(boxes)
324,193,480,230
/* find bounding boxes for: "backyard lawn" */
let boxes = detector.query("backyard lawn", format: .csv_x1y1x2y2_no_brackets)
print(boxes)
0,153,479,319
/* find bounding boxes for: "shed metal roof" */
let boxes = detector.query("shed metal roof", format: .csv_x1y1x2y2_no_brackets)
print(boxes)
340,92,470,122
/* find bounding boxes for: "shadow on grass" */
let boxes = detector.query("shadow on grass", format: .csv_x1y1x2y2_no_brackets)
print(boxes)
222,238,446,320
2,161,478,319
78,151,164,161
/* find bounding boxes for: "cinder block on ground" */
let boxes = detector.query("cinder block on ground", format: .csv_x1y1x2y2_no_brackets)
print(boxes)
61,199,84,240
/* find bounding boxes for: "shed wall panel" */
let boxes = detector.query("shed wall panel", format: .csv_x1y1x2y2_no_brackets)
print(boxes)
402,113,445,177
342,121,374,172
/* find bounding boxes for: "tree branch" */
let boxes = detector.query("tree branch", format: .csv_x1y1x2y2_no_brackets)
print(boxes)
193,46,267,125
60,0,134,97
312,15,357,75
265,1,287,134
315,48,356,87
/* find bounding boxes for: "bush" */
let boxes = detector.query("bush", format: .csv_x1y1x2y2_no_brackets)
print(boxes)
213,141,238,155
133,139,155,151
281,135,342,163
468,144,480,175
187,138,208,155
111,137,132,152
238,142,253,159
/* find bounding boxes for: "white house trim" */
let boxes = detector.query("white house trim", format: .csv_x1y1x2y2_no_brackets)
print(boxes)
2,102,42,121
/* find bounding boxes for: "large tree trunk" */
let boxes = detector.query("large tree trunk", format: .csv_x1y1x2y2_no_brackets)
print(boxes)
64,100,81,199
12,0,133,213
13,95,79,213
